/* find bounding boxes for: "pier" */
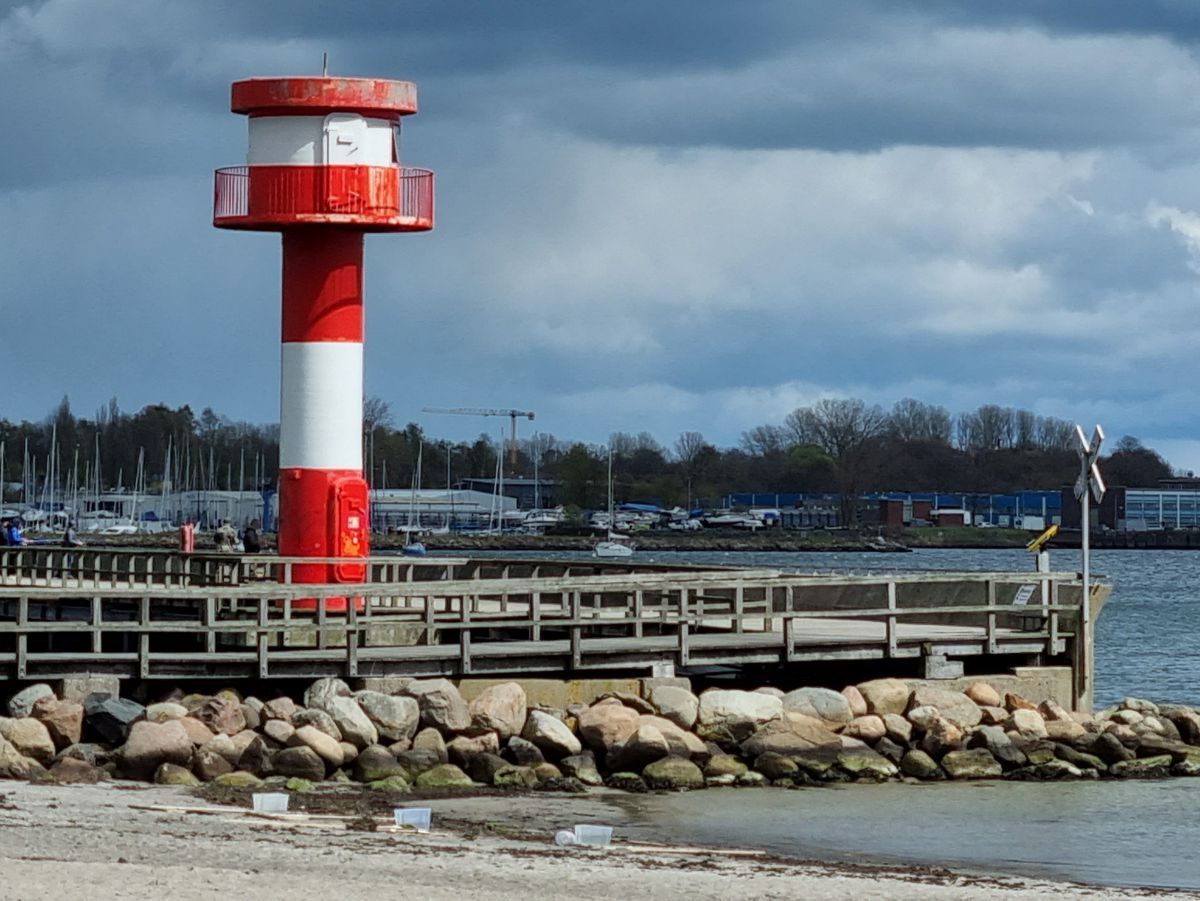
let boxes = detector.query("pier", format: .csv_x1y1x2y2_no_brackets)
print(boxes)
0,547,1107,708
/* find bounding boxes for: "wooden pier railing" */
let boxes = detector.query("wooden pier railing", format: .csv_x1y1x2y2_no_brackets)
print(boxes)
0,548,1092,700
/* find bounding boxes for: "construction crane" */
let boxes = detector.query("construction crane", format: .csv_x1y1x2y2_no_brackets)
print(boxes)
421,407,536,472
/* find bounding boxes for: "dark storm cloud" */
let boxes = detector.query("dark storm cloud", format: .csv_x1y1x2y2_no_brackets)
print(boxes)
5,0,1200,466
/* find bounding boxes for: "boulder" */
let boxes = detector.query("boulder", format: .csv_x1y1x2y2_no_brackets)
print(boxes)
781,687,853,727
238,736,275,777
521,711,581,757
842,715,886,743
964,682,1001,708
414,763,474,789
979,706,1009,727
465,752,511,784
696,689,783,743
54,743,109,767
447,732,500,768
753,687,785,698
905,705,940,731
1044,719,1086,742
874,736,906,764
941,748,1002,779
412,727,449,763
240,704,261,732
272,746,326,782
352,745,408,783
0,717,55,765
882,713,913,744
303,677,352,710
48,757,104,784
908,686,982,730
606,771,648,792
83,694,145,745
598,691,656,715
1053,743,1107,773
856,678,911,716
211,771,262,789
967,726,1027,769
739,714,841,760
117,720,193,780
338,741,359,764
202,733,242,766
900,749,943,779
754,751,800,779
1038,699,1073,722
193,698,246,736
703,754,748,779
292,708,343,741
606,724,670,771
7,684,55,719
560,751,604,786
643,756,705,790
1004,692,1038,713
263,697,297,721
837,748,898,780
578,702,640,752
193,747,234,781
355,691,419,744
647,685,699,730
919,717,964,758
492,764,538,789
639,714,704,758
401,679,471,733
155,762,201,786
1161,707,1200,744
313,696,377,749
387,739,412,755
0,736,42,779
1008,708,1048,738
144,702,188,724
395,749,442,778
1122,697,1160,715
505,736,545,766
1110,755,1172,779
841,686,868,718
263,719,295,745
178,717,216,747
288,725,344,768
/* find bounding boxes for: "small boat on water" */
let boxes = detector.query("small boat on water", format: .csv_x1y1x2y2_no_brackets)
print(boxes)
594,448,635,558
402,540,427,557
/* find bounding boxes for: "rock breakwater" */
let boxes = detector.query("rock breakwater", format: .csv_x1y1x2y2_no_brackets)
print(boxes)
2,678,1199,792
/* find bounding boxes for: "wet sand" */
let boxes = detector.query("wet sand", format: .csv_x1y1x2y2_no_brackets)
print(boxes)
0,782,1188,900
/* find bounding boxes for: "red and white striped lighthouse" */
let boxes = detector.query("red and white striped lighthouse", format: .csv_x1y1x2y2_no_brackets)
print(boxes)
214,76,433,593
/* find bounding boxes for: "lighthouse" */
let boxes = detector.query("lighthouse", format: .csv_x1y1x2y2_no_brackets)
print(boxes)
213,76,434,590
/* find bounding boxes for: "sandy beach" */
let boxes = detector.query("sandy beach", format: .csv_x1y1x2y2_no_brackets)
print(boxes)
0,781,1187,901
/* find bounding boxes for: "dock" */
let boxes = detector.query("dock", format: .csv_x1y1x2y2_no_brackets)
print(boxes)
0,547,1107,709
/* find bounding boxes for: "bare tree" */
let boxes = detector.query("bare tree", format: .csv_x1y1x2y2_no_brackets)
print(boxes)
673,431,706,467
740,424,789,456
889,398,952,443
787,398,887,525
363,396,393,434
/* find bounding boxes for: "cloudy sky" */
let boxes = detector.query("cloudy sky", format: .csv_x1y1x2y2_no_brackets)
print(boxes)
4,1,1200,468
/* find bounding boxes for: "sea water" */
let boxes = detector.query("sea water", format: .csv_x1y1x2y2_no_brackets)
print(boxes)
468,547,1200,886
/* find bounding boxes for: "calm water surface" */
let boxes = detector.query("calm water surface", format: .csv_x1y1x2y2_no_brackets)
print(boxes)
469,547,1200,886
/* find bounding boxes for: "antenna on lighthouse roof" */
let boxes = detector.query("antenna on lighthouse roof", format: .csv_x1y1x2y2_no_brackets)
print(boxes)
322,52,328,77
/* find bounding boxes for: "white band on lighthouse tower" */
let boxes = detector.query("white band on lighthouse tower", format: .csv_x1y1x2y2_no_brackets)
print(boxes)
248,115,397,166
279,341,364,470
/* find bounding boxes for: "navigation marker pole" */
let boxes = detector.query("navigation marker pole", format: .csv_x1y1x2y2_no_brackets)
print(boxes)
1073,423,1105,709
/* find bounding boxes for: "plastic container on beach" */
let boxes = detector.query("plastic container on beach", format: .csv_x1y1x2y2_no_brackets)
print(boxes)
394,807,433,833
251,793,289,813
573,824,613,847
554,829,578,846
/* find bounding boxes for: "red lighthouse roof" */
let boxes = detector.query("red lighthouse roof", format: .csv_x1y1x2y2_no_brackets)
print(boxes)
231,77,418,119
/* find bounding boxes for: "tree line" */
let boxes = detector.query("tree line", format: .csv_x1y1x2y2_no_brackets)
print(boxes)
0,396,1176,516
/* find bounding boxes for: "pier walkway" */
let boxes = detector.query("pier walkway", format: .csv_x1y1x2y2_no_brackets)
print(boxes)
0,547,1100,704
